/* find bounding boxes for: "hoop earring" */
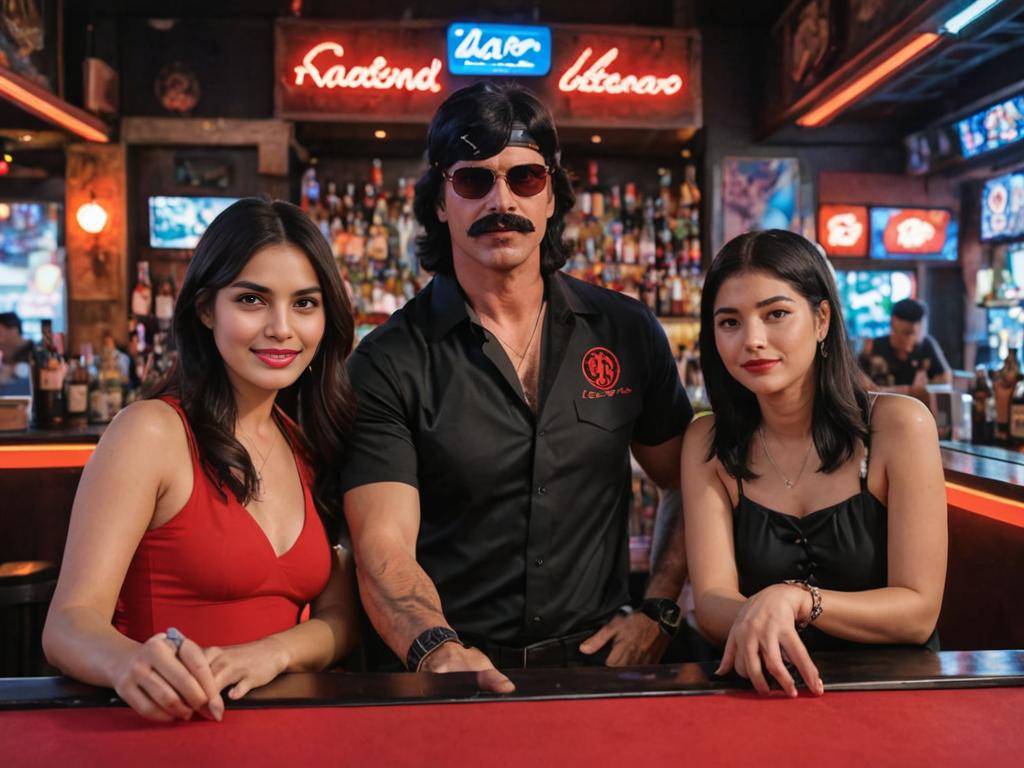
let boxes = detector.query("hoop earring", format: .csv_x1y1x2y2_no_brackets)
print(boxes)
819,340,828,358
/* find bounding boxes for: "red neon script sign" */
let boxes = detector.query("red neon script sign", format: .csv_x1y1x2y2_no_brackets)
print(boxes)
293,42,443,93
558,48,684,96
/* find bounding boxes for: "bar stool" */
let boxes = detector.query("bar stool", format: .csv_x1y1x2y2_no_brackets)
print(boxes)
0,561,58,677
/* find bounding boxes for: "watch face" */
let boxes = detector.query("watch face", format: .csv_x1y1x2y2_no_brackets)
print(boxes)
662,602,682,626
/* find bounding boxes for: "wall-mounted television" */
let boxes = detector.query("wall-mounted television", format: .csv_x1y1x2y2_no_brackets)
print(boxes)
980,172,1024,242
834,269,915,343
818,205,869,257
0,201,65,338
148,196,238,249
869,207,957,261
956,95,1024,159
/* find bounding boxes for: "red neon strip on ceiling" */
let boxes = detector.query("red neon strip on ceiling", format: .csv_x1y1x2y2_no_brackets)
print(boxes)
797,33,941,128
0,66,108,143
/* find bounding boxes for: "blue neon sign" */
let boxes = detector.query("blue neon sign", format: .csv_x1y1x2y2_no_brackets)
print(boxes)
447,23,551,77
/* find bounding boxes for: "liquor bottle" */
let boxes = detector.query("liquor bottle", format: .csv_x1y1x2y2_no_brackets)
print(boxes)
32,320,66,429
154,276,176,331
1010,378,1024,447
131,261,153,319
65,346,91,428
971,366,994,446
994,349,1020,444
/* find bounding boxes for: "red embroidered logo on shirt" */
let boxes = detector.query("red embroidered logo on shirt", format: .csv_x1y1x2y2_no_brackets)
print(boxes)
582,347,621,391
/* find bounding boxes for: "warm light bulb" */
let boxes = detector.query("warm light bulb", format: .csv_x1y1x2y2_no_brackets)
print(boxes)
374,129,387,139
590,134,602,144
76,200,109,234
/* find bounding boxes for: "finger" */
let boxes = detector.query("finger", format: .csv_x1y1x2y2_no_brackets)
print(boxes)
744,643,769,695
715,632,736,675
178,640,225,721
780,632,823,695
476,667,515,694
150,646,209,715
139,670,193,720
229,677,253,700
122,684,175,723
761,635,796,698
605,639,628,667
579,625,614,655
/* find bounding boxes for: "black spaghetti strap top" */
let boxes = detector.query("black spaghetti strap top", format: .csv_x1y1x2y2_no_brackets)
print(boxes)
732,399,939,652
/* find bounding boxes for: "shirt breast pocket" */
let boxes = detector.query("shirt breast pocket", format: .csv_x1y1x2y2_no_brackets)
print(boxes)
573,397,641,434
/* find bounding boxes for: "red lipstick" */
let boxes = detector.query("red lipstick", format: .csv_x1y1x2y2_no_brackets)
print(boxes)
252,348,300,369
741,359,779,374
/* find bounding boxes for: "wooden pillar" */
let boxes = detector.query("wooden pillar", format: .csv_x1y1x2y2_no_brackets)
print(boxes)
65,144,129,353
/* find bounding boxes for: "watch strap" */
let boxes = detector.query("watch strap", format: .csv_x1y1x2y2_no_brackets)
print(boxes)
639,598,682,636
406,626,463,672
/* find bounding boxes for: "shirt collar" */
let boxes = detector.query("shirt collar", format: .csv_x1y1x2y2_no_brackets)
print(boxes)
424,270,598,342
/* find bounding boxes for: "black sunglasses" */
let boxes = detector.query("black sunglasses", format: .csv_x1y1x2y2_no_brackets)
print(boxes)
443,164,551,200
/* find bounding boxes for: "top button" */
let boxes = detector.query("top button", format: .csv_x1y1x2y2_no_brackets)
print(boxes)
537,485,548,495
538,430,546,437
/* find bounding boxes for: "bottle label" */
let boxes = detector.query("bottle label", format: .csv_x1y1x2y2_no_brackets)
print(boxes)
67,383,88,414
39,369,64,391
1010,406,1024,439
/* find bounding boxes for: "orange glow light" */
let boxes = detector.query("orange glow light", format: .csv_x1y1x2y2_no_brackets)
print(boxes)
0,66,108,142
558,48,684,96
0,444,96,470
946,482,1024,529
797,33,941,128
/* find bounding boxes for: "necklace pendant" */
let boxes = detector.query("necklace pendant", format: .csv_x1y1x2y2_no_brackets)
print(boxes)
784,480,794,488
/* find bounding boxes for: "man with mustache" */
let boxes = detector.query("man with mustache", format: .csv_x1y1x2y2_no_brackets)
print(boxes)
341,82,692,689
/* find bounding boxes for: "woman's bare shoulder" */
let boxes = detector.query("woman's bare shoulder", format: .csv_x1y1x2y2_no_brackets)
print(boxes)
98,398,187,454
869,393,938,446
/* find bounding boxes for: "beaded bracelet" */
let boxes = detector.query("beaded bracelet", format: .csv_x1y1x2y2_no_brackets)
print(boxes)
783,579,823,631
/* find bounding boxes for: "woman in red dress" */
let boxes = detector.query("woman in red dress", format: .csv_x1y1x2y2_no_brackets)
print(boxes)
43,198,360,721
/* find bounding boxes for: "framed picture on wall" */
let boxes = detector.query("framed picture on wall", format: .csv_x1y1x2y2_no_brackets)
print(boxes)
721,157,801,245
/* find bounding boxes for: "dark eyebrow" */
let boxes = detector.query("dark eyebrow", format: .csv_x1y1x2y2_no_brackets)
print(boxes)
229,280,322,297
713,296,795,317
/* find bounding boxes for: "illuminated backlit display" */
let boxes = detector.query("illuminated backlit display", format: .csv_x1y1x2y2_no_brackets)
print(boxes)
276,21,701,128
870,207,958,261
818,205,868,257
957,95,1024,159
981,171,1024,241
447,23,551,77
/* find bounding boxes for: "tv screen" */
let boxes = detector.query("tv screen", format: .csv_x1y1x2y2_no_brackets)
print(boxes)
956,95,1024,159
818,205,869,257
0,201,65,338
148,196,238,249
869,207,957,261
980,172,1024,241
834,270,915,343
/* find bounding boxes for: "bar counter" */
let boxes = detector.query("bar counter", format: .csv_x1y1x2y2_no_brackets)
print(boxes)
1,649,1021,767
2,426,1023,649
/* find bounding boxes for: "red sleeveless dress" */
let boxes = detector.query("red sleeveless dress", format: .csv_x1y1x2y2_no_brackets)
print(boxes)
113,397,332,647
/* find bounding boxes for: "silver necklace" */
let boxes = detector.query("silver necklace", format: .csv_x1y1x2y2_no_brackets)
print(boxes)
758,427,813,489
485,300,546,378
238,428,275,487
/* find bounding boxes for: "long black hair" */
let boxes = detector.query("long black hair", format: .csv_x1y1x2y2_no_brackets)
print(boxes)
699,229,869,479
413,81,575,276
151,197,355,539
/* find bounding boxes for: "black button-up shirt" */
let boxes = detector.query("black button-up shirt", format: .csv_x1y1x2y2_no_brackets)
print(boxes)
341,271,692,645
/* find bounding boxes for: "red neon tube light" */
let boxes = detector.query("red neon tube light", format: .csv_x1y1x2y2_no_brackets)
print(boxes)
797,33,941,128
292,42,442,93
558,47,684,96
0,65,108,143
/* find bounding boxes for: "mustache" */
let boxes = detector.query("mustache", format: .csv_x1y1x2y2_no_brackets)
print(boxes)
467,212,536,237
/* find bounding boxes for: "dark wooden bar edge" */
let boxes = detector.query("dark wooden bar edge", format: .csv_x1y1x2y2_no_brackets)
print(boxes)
2,650,1022,711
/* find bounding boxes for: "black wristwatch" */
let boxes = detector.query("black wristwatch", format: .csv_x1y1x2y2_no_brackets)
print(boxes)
406,626,463,671
638,598,682,637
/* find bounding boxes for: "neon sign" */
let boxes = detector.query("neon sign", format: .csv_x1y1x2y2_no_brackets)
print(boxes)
292,42,443,93
818,205,868,257
447,23,551,76
558,48,684,96
870,208,957,261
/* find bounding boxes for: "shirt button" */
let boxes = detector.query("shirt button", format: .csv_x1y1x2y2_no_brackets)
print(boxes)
794,537,806,545
534,557,544,567
796,562,806,573
532,615,542,623
537,485,547,495
538,430,546,437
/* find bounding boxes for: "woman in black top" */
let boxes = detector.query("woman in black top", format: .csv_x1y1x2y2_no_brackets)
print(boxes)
682,230,947,697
